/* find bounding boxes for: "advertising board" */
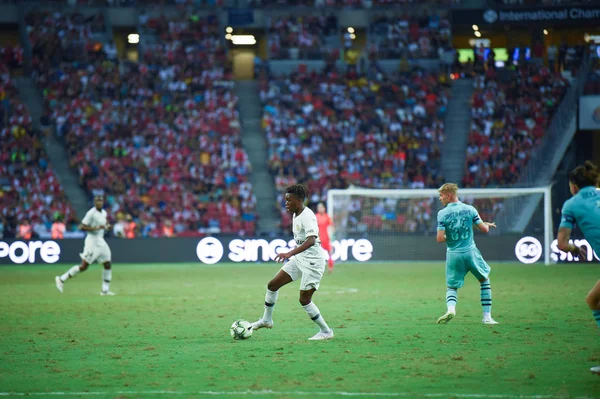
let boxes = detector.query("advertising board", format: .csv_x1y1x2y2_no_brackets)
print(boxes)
1,235,596,265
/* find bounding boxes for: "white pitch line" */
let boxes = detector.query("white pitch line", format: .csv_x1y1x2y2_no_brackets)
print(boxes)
0,391,594,399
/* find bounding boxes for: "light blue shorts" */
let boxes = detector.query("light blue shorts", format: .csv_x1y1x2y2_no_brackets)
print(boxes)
446,248,490,289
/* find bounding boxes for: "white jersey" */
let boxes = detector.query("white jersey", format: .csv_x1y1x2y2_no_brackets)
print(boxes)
292,207,325,261
81,207,108,245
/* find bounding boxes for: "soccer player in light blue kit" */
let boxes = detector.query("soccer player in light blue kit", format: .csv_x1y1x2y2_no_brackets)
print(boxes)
555,161,600,375
436,183,499,325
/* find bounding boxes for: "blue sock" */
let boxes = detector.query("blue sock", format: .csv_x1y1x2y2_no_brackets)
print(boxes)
480,280,492,314
593,310,600,328
446,288,457,311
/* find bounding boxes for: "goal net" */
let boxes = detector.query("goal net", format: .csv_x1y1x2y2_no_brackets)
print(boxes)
326,186,553,265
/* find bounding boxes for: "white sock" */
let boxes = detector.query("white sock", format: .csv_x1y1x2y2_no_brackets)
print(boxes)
102,269,112,292
483,311,492,320
448,305,456,314
262,289,278,322
60,265,81,282
302,302,330,333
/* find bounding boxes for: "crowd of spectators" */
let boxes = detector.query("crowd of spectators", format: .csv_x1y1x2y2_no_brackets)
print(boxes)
29,10,258,238
36,0,222,6
260,63,449,232
0,48,77,239
14,0,459,5
27,10,106,70
496,0,597,4
370,10,452,60
463,62,569,188
250,0,458,7
334,196,435,235
268,15,338,60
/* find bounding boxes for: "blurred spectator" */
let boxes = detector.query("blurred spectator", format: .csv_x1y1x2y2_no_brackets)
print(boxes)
113,213,126,238
17,219,32,240
163,219,175,237
124,214,136,239
547,43,557,72
51,215,66,239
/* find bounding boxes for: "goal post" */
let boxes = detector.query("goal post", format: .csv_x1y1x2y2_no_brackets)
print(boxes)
327,186,553,265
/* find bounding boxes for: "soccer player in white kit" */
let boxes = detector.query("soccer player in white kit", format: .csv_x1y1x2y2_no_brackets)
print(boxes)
251,184,334,340
55,195,115,296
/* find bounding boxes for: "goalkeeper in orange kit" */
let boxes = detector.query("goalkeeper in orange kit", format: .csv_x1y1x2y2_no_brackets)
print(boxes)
315,202,334,272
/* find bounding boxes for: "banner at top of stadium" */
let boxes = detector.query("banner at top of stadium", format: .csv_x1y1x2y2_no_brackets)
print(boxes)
451,5,600,27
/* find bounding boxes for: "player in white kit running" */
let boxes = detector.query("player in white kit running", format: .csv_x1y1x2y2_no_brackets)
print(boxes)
251,184,334,340
55,195,115,296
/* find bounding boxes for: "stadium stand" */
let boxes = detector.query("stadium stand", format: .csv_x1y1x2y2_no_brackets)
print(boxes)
0,48,77,239
29,10,257,237
463,63,570,188
260,64,449,232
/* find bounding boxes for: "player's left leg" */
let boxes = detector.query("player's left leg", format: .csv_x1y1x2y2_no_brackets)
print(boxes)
98,244,114,296
100,262,115,296
585,280,600,374
299,261,333,340
300,289,333,340
471,249,497,324
438,252,466,324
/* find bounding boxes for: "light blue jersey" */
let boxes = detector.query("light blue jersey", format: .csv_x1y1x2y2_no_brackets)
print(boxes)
437,201,488,289
559,186,600,255
437,202,483,252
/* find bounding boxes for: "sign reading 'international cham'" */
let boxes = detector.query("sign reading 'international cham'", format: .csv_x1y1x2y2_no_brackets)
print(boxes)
452,5,600,28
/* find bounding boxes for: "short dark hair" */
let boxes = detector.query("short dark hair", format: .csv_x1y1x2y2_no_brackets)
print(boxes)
285,184,310,201
569,161,599,189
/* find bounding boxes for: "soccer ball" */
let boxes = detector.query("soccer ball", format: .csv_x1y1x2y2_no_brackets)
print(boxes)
230,319,253,340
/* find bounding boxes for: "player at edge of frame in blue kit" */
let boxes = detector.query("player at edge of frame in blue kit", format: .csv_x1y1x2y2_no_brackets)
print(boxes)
555,161,600,375
435,183,499,325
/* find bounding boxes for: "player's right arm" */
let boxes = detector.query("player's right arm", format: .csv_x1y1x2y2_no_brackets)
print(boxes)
472,207,495,233
557,200,587,258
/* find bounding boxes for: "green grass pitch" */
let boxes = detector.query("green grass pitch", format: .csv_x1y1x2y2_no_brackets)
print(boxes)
0,262,599,399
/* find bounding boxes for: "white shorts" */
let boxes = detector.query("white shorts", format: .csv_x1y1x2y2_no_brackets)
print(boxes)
80,241,111,264
281,256,326,291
